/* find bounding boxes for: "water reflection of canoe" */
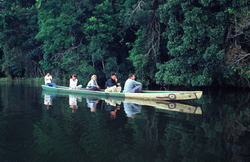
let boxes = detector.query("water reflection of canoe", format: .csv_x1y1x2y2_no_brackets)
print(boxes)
41,85,202,101
42,90,202,114
122,98,202,114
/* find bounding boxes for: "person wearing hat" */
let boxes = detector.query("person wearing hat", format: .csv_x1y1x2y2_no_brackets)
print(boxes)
86,75,100,91
123,73,142,93
105,73,122,92
104,100,121,119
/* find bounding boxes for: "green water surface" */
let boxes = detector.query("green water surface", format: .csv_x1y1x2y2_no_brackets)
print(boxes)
0,83,249,162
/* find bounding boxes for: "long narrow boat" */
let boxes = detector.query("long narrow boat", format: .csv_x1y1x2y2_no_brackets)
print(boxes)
41,85,202,101
42,90,202,114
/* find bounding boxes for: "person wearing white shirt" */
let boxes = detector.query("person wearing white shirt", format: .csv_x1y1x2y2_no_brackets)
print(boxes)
69,74,82,90
44,73,57,87
44,94,52,110
69,95,82,113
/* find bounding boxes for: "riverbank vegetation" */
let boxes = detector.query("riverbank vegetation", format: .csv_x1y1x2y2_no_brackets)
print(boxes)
1,0,250,87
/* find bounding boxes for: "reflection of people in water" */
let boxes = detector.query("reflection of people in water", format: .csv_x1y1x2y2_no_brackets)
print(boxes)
105,99,121,119
69,95,82,113
44,94,55,110
86,98,99,112
123,102,141,119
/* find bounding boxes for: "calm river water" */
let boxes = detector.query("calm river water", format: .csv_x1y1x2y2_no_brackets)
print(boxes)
0,83,249,162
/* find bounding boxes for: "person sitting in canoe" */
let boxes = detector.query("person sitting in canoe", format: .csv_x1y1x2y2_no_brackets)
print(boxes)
123,73,142,93
105,73,122,92
69,74,82,90
86,75,100,91
44,72,57,88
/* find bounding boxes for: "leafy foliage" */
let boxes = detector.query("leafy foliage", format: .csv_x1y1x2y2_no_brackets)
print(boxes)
0,0,250,87
155,0,233,86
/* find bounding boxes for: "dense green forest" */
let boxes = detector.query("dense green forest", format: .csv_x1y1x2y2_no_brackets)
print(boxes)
0,0,250,87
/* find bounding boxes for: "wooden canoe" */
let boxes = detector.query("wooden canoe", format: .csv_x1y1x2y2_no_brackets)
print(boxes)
42,90,202,114
41,85,203,101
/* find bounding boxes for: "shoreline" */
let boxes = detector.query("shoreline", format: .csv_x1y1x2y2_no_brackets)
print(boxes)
0,77,249,91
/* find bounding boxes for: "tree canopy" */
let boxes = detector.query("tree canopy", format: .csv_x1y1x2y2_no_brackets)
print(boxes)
0,0,250,87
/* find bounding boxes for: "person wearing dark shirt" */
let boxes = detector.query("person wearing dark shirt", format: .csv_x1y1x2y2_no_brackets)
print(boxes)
105,99,121,119
105,73,122,92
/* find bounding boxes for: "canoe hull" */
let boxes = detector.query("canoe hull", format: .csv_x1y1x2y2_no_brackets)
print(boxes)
41,85,202,101
125,91,202,100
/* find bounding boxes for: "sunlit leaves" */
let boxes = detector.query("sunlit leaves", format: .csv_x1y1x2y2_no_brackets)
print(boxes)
36,11,77,53
1,0,249,87
83,0,121,78
155,0,234,86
